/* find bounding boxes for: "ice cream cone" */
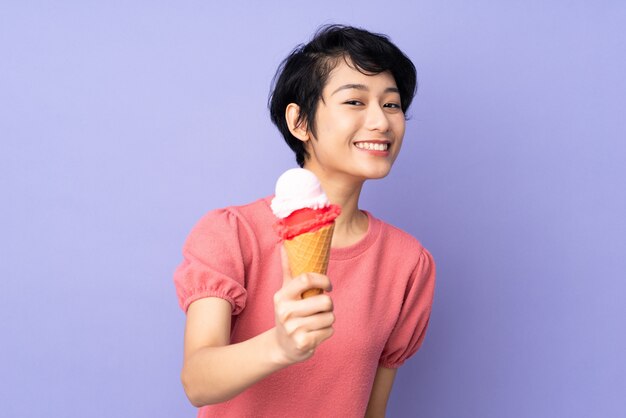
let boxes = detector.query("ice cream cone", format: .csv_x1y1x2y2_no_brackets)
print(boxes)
283,223,335,298
271,168,341,298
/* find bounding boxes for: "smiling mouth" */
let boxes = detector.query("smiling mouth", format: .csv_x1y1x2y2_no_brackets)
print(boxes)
354,142,390,151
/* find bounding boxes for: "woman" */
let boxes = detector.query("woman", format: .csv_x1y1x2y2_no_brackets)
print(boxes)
174,24,436,417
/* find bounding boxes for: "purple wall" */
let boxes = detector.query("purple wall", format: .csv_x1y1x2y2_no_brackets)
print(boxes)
2,2,625,417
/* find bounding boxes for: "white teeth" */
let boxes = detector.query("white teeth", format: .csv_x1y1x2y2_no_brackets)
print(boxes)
355,142,389,151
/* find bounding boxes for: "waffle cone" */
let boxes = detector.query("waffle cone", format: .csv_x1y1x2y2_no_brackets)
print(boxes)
283,223,335,298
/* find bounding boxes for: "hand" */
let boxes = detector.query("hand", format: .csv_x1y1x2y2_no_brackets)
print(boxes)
272,246,335,365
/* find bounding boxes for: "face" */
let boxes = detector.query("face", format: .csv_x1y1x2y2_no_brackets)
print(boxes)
302,59,406,182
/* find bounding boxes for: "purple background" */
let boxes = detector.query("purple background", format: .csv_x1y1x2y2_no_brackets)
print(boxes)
2,1,625,417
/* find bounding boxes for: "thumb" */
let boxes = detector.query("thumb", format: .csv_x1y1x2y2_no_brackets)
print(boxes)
280,244,293,286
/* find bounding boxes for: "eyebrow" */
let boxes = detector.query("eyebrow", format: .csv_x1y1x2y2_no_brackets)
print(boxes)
330,84,400,96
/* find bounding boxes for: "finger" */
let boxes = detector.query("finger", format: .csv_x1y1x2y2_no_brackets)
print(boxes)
284,273,332,300
280,245,292,286
282,311,335,335
292,327,335,352
284,295,334,321
310,326,334,346
274,294,333,325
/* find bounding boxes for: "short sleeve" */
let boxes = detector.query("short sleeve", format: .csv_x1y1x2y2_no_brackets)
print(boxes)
380,248,436,368
173,209,249,315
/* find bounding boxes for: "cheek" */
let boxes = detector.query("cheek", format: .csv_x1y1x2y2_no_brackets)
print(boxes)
394,115,406,132
319,113,355,138
393,122,406,142
393,119,406,150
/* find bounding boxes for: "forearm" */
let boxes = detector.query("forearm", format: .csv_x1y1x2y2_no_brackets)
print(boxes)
181,327,285,406
180,268,334,407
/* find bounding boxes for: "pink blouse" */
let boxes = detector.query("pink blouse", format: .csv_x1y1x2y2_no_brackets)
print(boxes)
174,197,435,417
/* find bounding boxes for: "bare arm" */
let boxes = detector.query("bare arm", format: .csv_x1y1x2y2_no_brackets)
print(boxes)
181,297,283,406
364,366,397,418
180,248,335,407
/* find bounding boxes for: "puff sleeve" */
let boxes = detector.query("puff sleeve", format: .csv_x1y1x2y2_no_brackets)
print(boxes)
173,209,250,315
380,248,436,368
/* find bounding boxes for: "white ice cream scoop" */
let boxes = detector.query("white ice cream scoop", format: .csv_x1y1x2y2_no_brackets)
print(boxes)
270,168,330,218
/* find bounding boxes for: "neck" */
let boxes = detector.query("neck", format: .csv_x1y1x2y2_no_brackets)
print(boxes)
303,165,368,247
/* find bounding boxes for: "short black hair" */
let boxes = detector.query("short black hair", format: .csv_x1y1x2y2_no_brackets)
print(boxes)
268,24,417,167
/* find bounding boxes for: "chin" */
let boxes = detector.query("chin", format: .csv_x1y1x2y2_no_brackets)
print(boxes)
367,172,391,180
360,165,393,180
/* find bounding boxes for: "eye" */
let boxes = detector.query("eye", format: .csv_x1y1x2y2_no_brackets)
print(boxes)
384,102,401,109
344,100,364,106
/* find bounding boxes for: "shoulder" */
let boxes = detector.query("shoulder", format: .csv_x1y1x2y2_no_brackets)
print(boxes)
227,196,274,222
370,213,427,256
187,196,278,258
193,197,273,232
182,197,273,249
368,213,435,283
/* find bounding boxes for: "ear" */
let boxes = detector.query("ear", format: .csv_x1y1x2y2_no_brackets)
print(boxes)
285,103,310,142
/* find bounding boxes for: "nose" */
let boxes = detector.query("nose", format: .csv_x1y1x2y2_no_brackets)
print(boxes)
365,103,390,132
